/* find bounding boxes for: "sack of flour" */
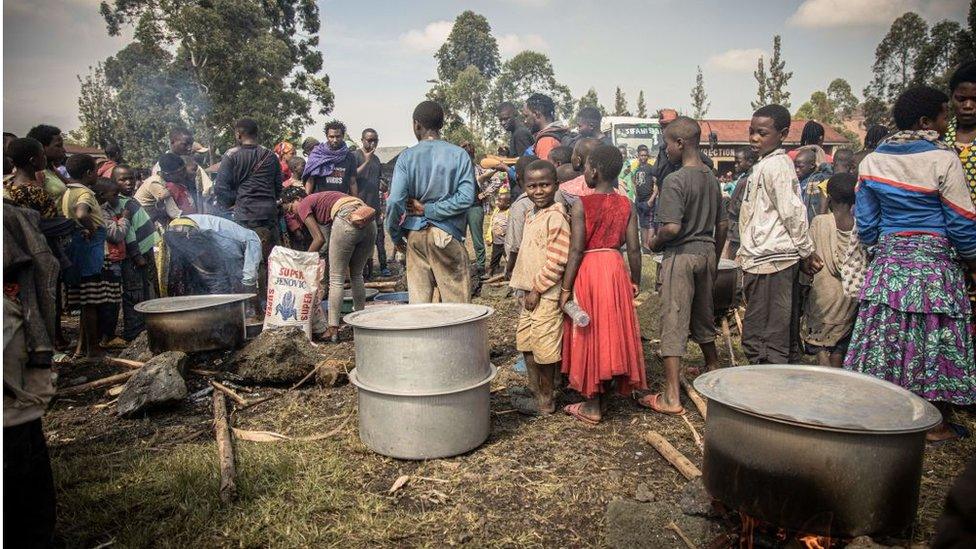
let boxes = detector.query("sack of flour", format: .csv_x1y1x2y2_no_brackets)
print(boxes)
263,246,325,337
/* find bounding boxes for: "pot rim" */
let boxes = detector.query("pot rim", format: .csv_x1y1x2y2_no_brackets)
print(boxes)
135,293,254,314
695,365,942,434
349,364,497,397
343,303,494,331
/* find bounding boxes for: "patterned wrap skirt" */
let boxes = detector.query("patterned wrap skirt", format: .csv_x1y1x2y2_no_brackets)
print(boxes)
844,234,975,405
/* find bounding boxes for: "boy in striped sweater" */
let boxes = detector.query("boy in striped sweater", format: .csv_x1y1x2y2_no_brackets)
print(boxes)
509,160,571,415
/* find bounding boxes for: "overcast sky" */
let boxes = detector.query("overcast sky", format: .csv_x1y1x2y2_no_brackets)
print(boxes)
3,0,969,147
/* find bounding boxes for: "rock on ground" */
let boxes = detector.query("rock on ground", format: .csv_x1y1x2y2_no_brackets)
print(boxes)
605,499,724,549
231,326,326,384
117,351,188,418
119,332,153,362
678,477,719,518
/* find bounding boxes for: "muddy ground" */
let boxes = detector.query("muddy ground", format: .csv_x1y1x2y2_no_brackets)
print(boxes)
46,262,974,548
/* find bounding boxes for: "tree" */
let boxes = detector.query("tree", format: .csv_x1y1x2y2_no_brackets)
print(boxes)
690,66,709,119
795,91,836,125
492,51,573,120
826,78,859,119
636,90,647,118
76,64,120,149
613,86,630,116
862,96,891,128
914,20,964,89
576,88,605,114
98,0,334,153
751,57,768,110
958,0,976,65
865,12,929,104
766,35,793,108
435,11,500,82
443,65,492,139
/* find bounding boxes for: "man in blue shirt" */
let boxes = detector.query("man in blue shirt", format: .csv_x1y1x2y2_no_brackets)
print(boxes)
386,101,476,303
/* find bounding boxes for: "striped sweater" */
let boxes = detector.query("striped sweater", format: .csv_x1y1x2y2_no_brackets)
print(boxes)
856,138,976,260
509,202,571,299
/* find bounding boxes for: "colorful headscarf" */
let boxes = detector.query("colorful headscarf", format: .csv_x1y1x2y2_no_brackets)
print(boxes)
274,141,295,158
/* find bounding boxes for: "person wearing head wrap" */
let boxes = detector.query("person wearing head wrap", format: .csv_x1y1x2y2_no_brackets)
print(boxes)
274,141,296,181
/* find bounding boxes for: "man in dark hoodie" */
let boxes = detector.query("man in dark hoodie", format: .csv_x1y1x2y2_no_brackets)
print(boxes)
523,93,570,162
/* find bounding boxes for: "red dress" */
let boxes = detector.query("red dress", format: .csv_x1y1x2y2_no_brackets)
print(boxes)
562,193,647,398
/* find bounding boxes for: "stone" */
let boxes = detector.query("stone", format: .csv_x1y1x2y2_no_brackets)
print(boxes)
678,477,718,518
231,326,326,384
635,482,655,502
119,331,153,362
479,283,511,300
117,351,188,418
606,499,724,549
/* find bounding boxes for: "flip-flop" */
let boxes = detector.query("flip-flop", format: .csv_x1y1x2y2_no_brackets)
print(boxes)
563,402,600,425
637,393,685,416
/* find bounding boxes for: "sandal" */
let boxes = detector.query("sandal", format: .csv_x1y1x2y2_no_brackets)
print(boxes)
563,402,600,425
927,422,971,446
637,393,685,416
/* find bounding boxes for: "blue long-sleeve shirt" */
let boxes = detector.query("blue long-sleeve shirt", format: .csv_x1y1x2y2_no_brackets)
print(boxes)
186,214,263,286
386,140,475,243
855,139,976,259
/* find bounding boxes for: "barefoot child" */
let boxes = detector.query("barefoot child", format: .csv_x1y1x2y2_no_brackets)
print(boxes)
801,173,858,367
559,144,647,425
641,117,727,415
509,160,571,414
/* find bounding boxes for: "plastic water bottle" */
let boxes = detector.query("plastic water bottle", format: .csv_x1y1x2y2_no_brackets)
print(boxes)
563,300,591,327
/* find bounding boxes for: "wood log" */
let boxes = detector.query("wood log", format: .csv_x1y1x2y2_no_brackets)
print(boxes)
643,431,702,480
720,317,737,367
104,357,145,369
482,274,505,284
211,381,248,407
57,371,138,397
364,281,398,290
679,376,707,419
212,392,237,503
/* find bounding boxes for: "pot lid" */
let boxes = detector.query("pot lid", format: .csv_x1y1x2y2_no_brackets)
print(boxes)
693,365,942,434
343,303,493,330
134,294,254,314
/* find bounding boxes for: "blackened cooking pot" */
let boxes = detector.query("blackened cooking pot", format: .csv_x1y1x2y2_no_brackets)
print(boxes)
694,365,941,537
134,294,253,353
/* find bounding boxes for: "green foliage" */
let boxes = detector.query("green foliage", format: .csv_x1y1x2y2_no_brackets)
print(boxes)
95,0,334,158
866,12,930,104
613,86,630,116
435,11,500,82
914,20,964,90
690,67,709,119
76,64,120,150
636,90,647,118
751,57,768,111
577,88,605,114
826,79,859,119
493,52,573,119
795,91,836,124
767,35,793,108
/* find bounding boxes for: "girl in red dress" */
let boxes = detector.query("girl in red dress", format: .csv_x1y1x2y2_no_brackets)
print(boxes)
559,144,646,424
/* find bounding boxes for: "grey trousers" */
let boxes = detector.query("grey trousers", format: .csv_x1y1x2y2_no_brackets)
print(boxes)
405,227,471,304
325,216,376,326
741,263,800,365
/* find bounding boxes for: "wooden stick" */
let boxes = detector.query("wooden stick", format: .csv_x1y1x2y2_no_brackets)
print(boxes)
483,274,505,284
679,376,707,420
667,521,697,549
211,381,248,407
364,281,397,290
643,431,702,480
733,308,744,336
681,415,704,453
57,371,138,397
721,317,737,367
189,369,220,377
104,357,145,369
212,392,237,503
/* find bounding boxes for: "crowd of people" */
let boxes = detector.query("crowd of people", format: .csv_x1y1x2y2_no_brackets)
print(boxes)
4,54,976,546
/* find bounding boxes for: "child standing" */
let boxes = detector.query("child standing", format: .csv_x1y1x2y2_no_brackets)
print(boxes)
61,155,116,359
801,173,858,367
738,105,822,364
641,117,727,415
486,190,511,276
559,144,647,425
508,161,570,414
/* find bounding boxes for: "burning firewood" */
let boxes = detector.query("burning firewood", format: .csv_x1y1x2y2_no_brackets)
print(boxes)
212,392,237,503
643,431,702,480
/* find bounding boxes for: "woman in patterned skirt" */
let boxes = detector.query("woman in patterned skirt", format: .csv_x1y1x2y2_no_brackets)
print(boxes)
846,85,976,444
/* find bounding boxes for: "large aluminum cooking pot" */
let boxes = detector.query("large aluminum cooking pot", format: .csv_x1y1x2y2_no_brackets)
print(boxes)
694,365,941,537
134,294,253,353
653,255,741,311
349,365,497,460
343,303,493,393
